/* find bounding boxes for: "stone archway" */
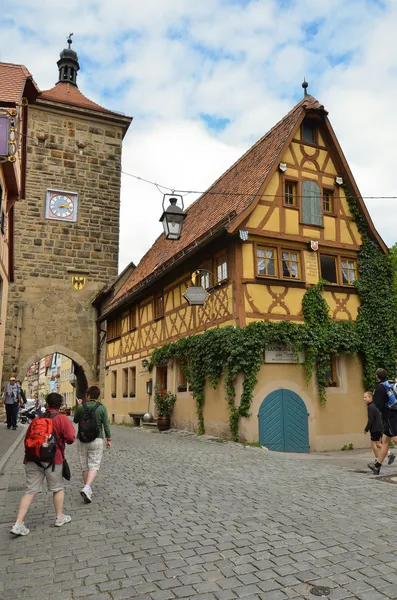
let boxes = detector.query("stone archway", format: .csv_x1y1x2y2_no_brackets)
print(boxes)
18,345,94,401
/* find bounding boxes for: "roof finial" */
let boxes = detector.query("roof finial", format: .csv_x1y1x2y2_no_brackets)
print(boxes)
302,78,308,97
67,33,74,49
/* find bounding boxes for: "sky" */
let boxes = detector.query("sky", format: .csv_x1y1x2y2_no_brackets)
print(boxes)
1,0,397,271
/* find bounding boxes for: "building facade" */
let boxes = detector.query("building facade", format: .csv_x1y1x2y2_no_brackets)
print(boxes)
0,64,38,386
99,92,387,452
2,40,131,398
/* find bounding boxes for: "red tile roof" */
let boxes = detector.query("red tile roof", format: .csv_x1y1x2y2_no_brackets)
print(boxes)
111,95,324,307
40,83,128,118
0,62,39,103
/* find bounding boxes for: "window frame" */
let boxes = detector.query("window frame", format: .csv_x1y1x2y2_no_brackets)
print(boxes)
341,257,358,286
319,254,339,285
107,317,122,341
153,292,164,320
122,367,128,397
255,243,303,282
177,361,189,393
128,306,137,331
281,249,301,280
256,245,278,278
324,355,339,388
284,180,298,207
301,119,318,145
129,367,136,397
214,251,228,285
111,371,117,397
322,187,335,215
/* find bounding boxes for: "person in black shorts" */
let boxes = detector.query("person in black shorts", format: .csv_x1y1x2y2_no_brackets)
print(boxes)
364,391,383,459
368,368,397,474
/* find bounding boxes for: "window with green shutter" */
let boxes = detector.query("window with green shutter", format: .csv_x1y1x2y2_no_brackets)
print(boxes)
302,180,323,226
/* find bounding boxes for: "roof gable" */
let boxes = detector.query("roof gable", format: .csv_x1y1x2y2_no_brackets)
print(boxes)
0,62,39,104
110,93,386,311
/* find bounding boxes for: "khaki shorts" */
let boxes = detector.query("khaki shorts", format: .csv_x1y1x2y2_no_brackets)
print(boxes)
25,462,64,494
77,438,104,471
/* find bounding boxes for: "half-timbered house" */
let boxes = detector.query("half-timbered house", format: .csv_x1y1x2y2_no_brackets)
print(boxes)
98,92,387,452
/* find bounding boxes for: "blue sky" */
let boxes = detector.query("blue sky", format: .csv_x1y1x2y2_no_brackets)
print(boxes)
1,0,396,268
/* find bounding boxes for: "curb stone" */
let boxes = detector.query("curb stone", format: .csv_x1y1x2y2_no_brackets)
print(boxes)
0,425,26,474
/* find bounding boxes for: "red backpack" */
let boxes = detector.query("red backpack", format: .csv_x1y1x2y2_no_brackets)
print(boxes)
24,412,58,468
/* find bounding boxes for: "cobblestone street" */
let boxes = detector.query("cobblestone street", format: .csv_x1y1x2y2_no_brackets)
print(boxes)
1,426,397,600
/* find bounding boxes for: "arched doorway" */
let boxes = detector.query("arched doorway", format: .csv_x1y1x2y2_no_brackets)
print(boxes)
18,346,91,405
258,389,310,453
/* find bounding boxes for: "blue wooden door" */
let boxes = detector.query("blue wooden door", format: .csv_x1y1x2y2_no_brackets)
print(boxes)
258,389,309,452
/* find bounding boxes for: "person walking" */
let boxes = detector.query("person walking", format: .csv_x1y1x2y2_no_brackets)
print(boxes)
363,390,394,462
10,392,76,536
16,380,27,405
73,386,111,504
368,368,397,474
2,376,21,430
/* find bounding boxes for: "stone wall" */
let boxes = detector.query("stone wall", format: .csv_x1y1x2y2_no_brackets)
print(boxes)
4,103,125,385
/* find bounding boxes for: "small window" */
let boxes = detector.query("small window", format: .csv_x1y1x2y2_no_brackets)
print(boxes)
320,255,338,284
323,190,334,213
129,367,136,397
122,368,128,397
302,180,322,226
111,371,117,397
200,271,210,290
107,318,121,340
325,355,339,387
341,258,357,285
154,293,164,319
129,306,136,330
284,181,297,206
302,120,316,144
282,250,301,279
177,363,188,393
215,253,228,283
257,246,277,277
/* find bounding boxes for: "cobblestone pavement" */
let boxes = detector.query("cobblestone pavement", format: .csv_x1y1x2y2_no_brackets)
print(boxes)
1,427,397,600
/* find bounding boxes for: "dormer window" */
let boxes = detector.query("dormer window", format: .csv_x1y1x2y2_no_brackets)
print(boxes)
302,119,316,144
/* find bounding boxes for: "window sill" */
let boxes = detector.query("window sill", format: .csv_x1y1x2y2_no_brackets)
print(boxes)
300,222,324,229
322,283,358,294
323,212,337,218
255,276,306,288
283,204,299,210
107,336,121,343
128,327,137,333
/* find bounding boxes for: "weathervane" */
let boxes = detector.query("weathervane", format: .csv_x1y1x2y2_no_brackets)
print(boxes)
302,78,308,97
67,33,74,48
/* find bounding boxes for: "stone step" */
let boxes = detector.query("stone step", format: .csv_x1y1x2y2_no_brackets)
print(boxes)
141,421,158,429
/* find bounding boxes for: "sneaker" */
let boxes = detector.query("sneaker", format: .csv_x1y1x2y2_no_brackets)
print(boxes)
80,486,92,504
54,514,71,527
388,454,396,466
10,522,29,536
368,462,381,474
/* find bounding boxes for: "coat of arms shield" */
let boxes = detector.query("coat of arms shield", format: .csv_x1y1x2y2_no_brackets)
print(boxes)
310,240,319,251
72,276,86,290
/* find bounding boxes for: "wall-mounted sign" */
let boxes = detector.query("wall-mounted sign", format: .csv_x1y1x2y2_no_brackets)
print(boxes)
265,344,304,364
183,286,209,306
0,116,9,157
303,250,319,285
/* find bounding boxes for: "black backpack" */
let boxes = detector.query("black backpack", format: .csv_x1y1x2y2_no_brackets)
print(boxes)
78,403,100,443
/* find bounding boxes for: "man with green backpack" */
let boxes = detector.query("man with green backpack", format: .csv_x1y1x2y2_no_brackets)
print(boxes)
74,386,111,503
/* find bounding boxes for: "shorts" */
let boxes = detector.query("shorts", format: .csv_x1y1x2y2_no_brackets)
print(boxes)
77,438,104,471
25,462,64,494
370,431,382,442
383,413,397,438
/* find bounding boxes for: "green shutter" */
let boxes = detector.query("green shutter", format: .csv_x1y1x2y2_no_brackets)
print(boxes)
302,180,322,226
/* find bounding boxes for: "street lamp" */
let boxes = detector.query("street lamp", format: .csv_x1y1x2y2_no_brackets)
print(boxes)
159,194,186,240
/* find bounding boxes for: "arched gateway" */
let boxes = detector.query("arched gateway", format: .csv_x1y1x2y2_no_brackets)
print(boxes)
2,40,131,393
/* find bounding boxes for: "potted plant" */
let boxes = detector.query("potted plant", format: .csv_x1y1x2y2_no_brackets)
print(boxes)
177,384,187,393
153,386,176,431
123,392,128,398
129,392,136,398
111,392,117,398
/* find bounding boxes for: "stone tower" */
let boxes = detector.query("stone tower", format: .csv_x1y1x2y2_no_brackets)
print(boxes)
4,37,132,396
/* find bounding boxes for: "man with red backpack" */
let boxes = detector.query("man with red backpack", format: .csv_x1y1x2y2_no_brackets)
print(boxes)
10,392,75,536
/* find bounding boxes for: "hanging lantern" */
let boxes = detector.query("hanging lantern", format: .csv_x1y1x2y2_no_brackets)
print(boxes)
159,194,186,240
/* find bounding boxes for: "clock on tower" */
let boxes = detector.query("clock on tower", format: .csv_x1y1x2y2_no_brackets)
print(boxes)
45,189,78,222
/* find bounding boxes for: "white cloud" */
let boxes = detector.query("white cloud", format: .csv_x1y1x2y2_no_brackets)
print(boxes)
1,0,397,271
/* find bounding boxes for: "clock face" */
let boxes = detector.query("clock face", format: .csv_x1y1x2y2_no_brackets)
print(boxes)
46,190,78,222
50,195,74,218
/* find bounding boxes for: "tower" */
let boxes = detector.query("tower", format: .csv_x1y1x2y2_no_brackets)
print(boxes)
3,37,132,396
